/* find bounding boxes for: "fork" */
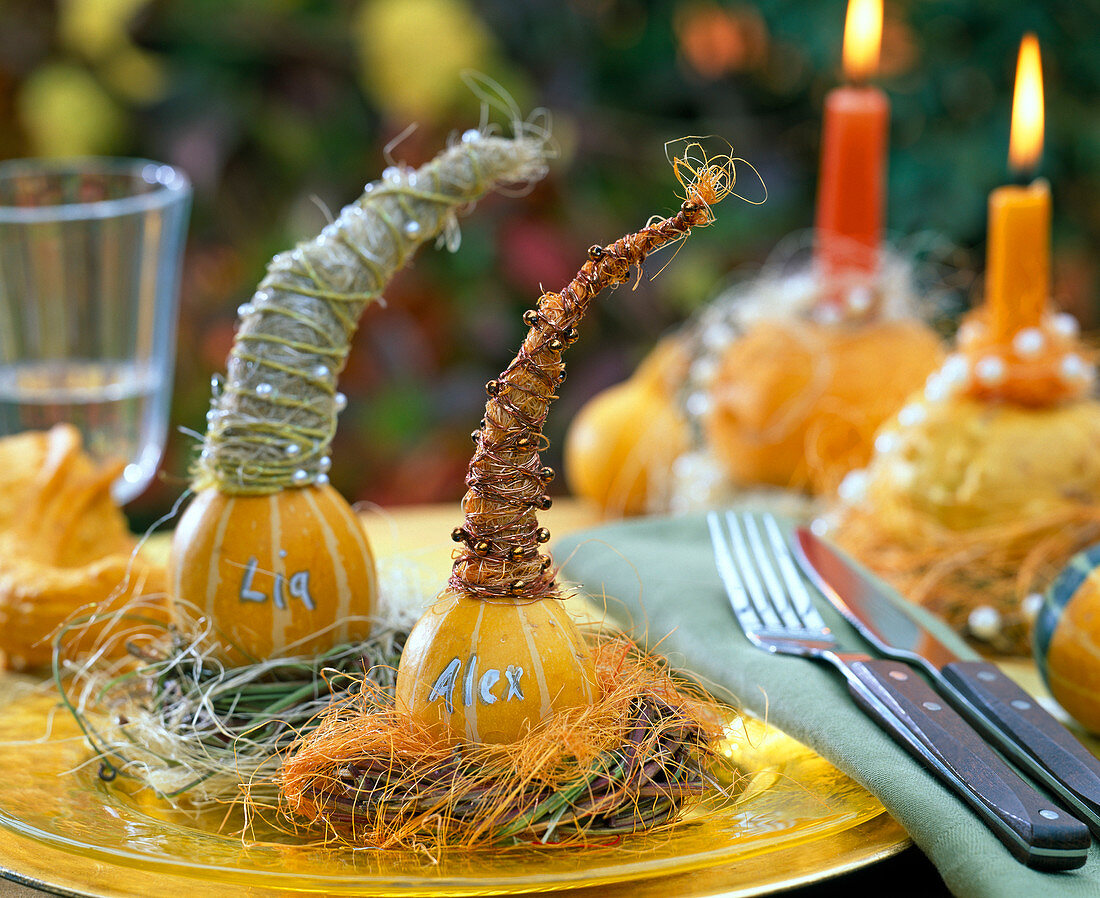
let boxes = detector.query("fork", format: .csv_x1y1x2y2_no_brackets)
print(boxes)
707,510,1090,871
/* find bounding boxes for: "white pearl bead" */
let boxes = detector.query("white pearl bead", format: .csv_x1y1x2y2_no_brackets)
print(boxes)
685,391,710,417
838,469,869,504
897,403,927,428
292,469,310,485
404,220,421,237
462,128,481,143
1059,353,1090,382
874,430,899,454
285,443,301,457
1011,327,1045,357
255,382,274,397
382,166,402,183
1051,313,1080,338
315,473,330,485
974,356,1007,386
924,373,950,402
334,392,348,412
939,354,970,385
1021,593,1044,623
968,605,1002,641
846,285,873,313
319,456,332,472
237,303,255,317
312,364,330,380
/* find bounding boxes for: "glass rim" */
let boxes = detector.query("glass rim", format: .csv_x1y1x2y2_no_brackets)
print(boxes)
0,157,192,223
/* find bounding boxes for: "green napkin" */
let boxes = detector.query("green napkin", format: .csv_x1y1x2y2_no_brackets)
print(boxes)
556,512,1100,898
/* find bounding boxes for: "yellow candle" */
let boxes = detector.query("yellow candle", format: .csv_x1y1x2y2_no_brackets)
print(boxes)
986,32,1048,343
986,178,1050,342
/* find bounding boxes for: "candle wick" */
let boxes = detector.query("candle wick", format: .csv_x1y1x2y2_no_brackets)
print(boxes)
1011,168,1035,188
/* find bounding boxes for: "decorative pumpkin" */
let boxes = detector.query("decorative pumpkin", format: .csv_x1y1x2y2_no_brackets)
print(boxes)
564,335,690,516
396,151,735,743
704,317,944,494
169,483,377,660
168,127,553,661
1035,544,1100,734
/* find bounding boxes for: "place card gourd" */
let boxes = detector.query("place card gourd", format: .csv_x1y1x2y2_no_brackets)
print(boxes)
394,155,734,744
169,130,551,661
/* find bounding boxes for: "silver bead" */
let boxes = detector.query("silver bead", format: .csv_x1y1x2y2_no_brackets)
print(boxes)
334,392,348,412
292,469,310,485
404,220,421,237
210,374,224,396
237,303,255,317
312,364,330,380
255,382,274,397
363,182,376,194
382,166,402,184
315,473,330,485
285,443,301,457
461,128,481,143
319,456,332,472
253,290,271,306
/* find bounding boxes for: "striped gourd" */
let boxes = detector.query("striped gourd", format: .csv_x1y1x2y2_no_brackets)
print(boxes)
169,484,376,660
396,153,733,743
168,126,552,661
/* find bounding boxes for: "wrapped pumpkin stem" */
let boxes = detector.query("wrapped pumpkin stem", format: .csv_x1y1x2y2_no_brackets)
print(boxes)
453,150,736,602
197,126,552,495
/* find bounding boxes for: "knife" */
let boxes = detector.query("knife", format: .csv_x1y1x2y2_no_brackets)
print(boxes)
796,526,1100,838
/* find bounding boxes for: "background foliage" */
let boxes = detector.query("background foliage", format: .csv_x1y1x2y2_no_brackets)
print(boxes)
1,0,1098,524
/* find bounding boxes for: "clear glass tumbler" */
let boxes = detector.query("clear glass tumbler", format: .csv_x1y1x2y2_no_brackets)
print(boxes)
0,158,191,503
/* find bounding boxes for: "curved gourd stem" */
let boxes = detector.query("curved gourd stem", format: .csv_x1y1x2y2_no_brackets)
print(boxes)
451,153,735,602
195,130,552,495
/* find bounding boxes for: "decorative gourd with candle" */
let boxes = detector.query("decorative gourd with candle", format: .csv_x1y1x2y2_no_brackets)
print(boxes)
169,126,552,662
828,35,1100,654
395,154,736,744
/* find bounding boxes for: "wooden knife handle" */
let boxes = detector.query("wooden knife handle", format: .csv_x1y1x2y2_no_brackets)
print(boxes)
942,659,1100,837
844,658,1089,871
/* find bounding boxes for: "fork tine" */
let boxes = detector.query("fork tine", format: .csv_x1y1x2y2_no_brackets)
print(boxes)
723,512,783,631
706,512,756,622
740,513,804,631
760,514,830,633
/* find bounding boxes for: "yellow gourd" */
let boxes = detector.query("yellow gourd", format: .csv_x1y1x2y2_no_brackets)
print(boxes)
565,337,689,516
169,484,376,661
396,153,733,743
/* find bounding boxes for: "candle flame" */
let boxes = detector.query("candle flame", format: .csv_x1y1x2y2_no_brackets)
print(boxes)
1009,33,1044,173
842,0,882,82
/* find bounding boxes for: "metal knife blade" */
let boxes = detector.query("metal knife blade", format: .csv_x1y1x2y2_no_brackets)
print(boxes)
795,526,1100,837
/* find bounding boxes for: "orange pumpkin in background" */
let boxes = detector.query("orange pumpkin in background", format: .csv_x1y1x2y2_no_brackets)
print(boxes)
169,484,376,662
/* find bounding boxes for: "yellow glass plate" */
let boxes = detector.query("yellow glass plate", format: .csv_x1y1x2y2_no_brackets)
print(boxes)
0,673,905,897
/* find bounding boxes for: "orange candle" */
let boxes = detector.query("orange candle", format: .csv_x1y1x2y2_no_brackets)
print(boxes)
814,0,888,283
986,34,1049,343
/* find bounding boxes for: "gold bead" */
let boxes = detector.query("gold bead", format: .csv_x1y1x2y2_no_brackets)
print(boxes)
558,369,567,385
510,546,526,561
509,580,527,596
564,327,579,344
537,495,553,511
486,379,500,396
470,430,480,444
547,338,564,353
588,245,604,260
540,554,553,570
474,540,491,556
536,527,551,543
540,466,555,483
451,527,465,542
523,309,540,327
516,435,531,447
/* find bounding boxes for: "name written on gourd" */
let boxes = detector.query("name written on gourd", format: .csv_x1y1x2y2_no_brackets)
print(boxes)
428,655,525,713
238,554,316,609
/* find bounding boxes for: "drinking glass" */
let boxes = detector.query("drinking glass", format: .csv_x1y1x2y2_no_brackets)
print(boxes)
0,158,191,503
